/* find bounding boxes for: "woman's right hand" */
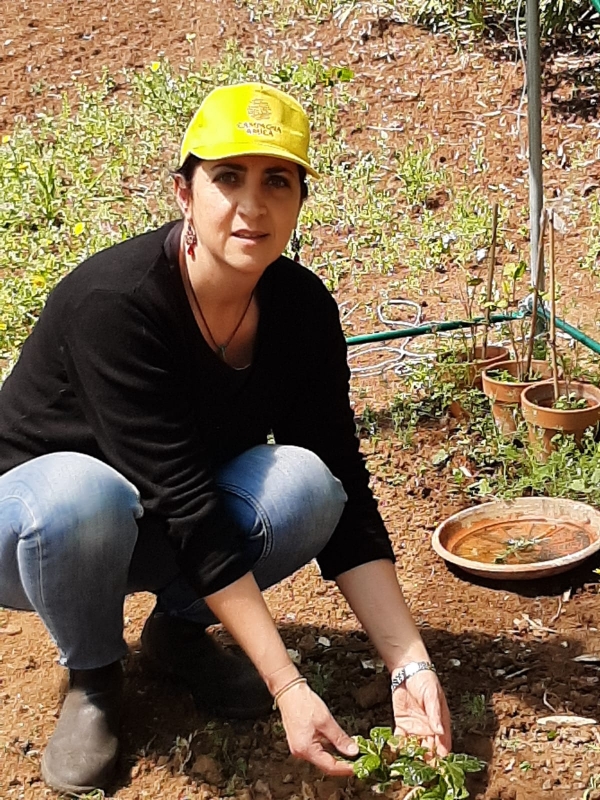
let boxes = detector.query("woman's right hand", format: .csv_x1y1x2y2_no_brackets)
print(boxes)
277,682,358,776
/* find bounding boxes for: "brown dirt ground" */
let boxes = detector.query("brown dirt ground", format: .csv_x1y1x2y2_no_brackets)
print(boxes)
2,2,600,800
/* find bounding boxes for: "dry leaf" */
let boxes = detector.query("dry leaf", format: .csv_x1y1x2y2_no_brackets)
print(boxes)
572,654,600,663
301,781,316,800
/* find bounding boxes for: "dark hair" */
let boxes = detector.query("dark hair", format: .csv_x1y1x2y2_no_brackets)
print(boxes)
175,154,309,201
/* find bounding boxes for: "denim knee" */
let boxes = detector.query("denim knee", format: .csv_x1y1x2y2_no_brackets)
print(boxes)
218,444,347,575
0,453,143,668
9,452,142,557
268,444,348,544
0,452,142,578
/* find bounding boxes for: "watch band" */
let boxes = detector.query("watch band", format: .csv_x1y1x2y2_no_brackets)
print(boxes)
390,661,437,693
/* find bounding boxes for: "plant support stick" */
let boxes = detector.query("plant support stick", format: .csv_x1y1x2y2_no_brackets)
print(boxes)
548,212,560,403
525,209,548,379
482,202,499,360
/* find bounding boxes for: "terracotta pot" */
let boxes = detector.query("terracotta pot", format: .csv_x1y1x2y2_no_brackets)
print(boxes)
481,360,554,435
521,380,600,456
438,344,511,389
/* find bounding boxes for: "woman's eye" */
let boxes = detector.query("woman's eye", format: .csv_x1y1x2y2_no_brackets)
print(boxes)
267,175,290,188
215,171,239,185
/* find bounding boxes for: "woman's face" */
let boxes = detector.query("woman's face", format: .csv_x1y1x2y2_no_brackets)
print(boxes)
175,154,303,280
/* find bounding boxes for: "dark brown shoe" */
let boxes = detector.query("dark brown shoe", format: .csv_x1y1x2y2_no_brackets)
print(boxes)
41,661,122,794
141,612,272,719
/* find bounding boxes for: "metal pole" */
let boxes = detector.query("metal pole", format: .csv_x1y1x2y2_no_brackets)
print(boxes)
527,0,544,290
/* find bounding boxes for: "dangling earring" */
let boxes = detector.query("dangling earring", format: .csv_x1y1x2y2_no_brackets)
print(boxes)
185,222,197,258
291,230,301,263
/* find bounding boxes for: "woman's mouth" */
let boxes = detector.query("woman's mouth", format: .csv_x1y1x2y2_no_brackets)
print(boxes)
233,230,268,241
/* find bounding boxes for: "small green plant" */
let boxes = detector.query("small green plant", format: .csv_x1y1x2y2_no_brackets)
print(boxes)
553,393,588,411
493,535,546,564
349,727,484,797
460,692,487,723
484,368,520,383
393,141,447,209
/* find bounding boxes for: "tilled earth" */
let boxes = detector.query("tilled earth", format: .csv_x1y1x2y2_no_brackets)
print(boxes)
2,1,600,799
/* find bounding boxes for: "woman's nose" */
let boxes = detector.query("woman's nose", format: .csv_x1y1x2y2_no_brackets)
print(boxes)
237,183,267,217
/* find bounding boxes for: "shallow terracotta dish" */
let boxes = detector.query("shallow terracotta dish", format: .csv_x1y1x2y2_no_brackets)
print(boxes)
432,497,600,580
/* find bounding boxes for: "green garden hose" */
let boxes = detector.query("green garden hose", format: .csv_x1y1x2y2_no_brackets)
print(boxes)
345,313,521,346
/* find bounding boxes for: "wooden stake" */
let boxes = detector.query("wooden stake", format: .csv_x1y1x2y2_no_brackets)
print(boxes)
548,212,560,402
482,202,499,360
524,209,548,379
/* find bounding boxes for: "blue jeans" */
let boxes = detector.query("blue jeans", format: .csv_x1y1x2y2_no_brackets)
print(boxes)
0,445,346,670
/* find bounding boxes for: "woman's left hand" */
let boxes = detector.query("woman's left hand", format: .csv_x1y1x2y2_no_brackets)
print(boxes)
391,670,452,757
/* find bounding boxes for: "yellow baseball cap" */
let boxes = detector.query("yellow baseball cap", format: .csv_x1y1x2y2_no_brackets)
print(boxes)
179,82,319,178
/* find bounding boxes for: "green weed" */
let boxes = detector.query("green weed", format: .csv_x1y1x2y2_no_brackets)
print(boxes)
460,692,487,724
404,0,597,41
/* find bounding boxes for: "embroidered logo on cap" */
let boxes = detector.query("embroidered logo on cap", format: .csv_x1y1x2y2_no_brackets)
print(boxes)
239,98,281,138
247,99,272,121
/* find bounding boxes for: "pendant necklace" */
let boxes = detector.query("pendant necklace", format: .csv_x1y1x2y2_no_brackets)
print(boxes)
183,256,254,363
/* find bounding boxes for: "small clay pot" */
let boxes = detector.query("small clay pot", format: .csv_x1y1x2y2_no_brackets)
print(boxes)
521,380,600,456
481,360,554,435
438,344,511,389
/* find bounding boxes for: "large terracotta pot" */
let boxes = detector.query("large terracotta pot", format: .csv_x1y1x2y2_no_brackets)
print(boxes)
521,380,600,456
481,360,554,435
438,344,511,389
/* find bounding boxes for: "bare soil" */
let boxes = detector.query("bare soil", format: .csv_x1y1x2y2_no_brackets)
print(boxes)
2,2,600,799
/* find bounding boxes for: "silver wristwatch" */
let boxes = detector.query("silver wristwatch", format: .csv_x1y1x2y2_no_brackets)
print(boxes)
390,661,437,693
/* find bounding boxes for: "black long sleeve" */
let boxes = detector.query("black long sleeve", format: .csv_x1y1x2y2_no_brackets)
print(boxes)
0,222,394,593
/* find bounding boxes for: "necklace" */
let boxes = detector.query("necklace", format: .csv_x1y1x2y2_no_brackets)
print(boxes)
183,256,254,363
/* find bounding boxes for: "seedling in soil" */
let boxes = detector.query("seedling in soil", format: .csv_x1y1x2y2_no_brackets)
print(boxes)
485,368,545,384
347,727,484,797
460,692,487,724
552,393,589,411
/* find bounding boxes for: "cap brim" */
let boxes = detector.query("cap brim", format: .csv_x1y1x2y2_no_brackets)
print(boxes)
182,141,320,179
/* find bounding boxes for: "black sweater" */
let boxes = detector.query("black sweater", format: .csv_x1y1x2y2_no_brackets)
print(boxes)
0,222,394,595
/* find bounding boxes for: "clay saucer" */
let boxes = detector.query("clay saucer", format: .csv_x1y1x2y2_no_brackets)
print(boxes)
432,497,600,579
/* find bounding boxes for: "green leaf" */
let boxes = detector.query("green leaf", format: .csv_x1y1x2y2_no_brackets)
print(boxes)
369,726,393,752
419,786,445,799
353,753,382,780
568,478,589,493
432,448,450,466
331,66,354,82
439,760,468,799
401,740,430,760
391,762,437,786
353,757,371,780
449,753,486,773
